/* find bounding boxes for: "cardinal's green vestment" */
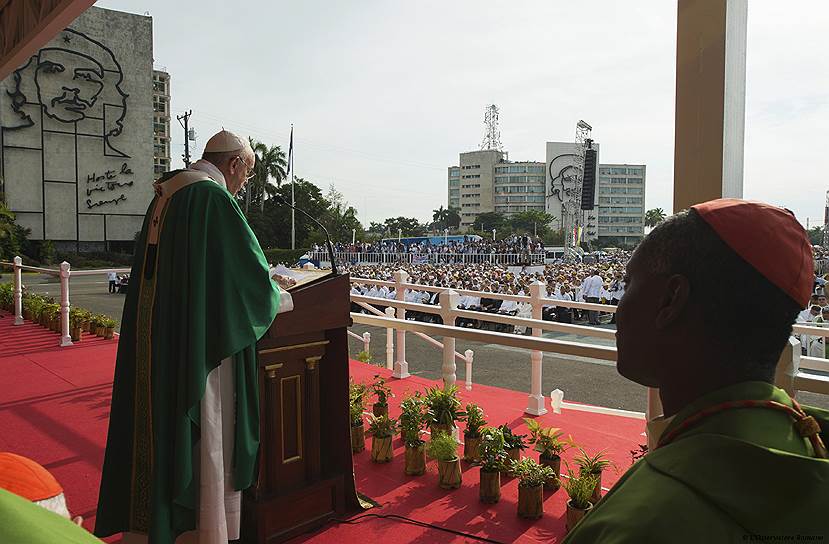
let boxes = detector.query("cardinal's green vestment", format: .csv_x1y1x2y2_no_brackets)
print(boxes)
94,169,279,544
564,381,829,542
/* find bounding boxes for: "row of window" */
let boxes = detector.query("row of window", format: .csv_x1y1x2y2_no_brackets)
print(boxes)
462,193,481,199
449,168,460,177
598,206,643,215
494,175,545,184
495,205,546,213
462,164,481,169
600,177,644,185
599,226,644,234
600,216,643,224
462,174,481,179
599,187,643,195
462,203,481,208
449,179,460,187
495,186,545,194
494,165,545,174
495,196,546,203
462,184,481,189
449,189,459,197
599,167,644,176
599,196,643,205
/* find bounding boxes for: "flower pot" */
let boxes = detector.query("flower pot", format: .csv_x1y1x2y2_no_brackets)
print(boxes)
404,444,426,476
51,318,60,332
539,454,561,491
371,435,393,463
566,499,593,532
96,326,105,337
71,327,82,342
517,484,544,519
479,469,500,503
430,423,453,437
83,321,92,333
105,326,115,340
463,435,481,464
437,457,462,489
351,424,365,453
372,403,388,418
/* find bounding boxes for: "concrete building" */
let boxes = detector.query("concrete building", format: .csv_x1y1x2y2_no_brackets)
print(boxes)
597,164,646,246
456,149,502,228
0,6,154,249
152,70,171,177
493,161,546,216
545,141,600,243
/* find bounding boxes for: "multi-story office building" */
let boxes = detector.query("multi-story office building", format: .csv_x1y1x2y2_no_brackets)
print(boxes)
596,164,646,246
545,141,600,242
153,70,171,177
450,149,503,227
493,161,546,216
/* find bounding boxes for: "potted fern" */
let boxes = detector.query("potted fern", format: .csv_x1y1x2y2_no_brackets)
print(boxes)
463,404,486,463
424,385,466,437
562,468,599,531
478,427,508,503
499,424,527,474
399,393,427,476
102,316,117,339
512,458,557,520
349,381,368,453
370,374,393,417
368,414,397,463
524,418,570,490
574,448,611,504
426,431,462,489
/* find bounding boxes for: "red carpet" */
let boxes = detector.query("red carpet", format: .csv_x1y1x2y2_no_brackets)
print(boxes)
0,311,645,543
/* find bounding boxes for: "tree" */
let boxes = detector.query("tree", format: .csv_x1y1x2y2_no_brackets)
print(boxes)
321,184,365,243
447,207,461,229
472,212,507,232
240,138,287,214
245,177,329,250
432,205,450,230
808,226,824,246
645,208,667,228
381,217,427,238
509,210,555,237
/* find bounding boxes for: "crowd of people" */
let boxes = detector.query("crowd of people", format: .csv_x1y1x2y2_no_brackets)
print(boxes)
346,259,629,333
796,278,829,358
318,234,547,256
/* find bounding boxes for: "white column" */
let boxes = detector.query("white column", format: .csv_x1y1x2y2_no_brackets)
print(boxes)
773,337,800,399
439,289,460,389
464,349,473,391
385,306,395,371
525,280,547,415
673,0,747,211
13,256,23,325
59,261,72,347
362,331,371,354
393,269,410,378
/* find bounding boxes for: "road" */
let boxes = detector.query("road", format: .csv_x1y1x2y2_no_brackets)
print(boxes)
4,272,828,411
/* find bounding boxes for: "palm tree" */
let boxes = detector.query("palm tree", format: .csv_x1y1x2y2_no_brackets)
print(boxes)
645,208,667,228
447,207,461,229
247,138,288,213
432,205,450,231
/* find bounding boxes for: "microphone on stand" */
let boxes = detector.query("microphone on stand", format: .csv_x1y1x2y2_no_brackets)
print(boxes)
273,195,339,275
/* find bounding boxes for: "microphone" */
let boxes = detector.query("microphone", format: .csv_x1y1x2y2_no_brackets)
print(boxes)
274,195,339,275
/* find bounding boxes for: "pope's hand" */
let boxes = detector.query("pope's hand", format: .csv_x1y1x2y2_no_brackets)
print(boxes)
273,274,297,290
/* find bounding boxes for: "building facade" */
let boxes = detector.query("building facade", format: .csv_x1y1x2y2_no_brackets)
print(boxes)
596,164,646,246
0,6,154,248
493,161,546,216
152,70,171,177
545,141,600,242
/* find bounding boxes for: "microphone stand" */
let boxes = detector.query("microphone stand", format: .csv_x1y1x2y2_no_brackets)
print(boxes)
274,196,338,275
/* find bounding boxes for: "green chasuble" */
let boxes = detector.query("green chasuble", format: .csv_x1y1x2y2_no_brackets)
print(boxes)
94,172,280,543
0,489,103,543
564,382,829,543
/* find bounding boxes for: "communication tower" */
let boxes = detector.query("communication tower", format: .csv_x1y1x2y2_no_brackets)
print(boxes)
480,105,503,151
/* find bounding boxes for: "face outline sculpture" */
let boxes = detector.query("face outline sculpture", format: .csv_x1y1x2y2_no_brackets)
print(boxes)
34,48,105,123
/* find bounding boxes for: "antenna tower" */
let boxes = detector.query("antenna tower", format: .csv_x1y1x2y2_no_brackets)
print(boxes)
480,104,503,151
823,191,829,247
562,120,592,259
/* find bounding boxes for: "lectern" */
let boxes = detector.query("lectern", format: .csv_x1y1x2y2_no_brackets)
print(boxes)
242,272,358,543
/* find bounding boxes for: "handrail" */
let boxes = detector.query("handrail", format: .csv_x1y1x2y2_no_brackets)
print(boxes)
70,268,131,276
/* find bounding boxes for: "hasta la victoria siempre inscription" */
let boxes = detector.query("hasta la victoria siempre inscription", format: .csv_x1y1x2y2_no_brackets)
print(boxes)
85,162,134,208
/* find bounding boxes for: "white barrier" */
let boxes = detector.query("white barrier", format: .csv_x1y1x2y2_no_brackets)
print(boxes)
310,250,546,266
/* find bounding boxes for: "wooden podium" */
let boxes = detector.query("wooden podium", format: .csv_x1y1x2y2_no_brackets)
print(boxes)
242,272,358,543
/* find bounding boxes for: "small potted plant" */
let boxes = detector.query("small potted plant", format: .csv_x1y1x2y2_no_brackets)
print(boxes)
425,385,466,437
512,457,557,520
499,424,527,474
368,414,397,463
370,374,393,417
463,403,487,463
524,418,570,490
426,431,462,489
69,308,83,342
102,316,117,339
399,393,427,476
356,350,371,363
574,448,611,504
478,427,508,503
562,468,599,532
349,380,368,453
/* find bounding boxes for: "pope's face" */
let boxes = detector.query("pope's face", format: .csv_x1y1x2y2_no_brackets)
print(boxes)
36,49,104,122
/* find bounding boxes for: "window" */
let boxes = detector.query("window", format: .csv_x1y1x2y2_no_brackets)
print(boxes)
628,168,643,175
495,166,508,174
449,189,459,197
495,196,507,203
508,165,527,173
628,187,643,195
461,183,481,189
449,179,459,188
449,168,460,177
462,164,481,170
462,193,481,198
527,165,545,173
495,176,508,184
461,174,481,179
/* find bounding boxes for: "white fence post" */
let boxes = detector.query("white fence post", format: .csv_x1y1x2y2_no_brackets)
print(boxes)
13,256,23,325
464,349,473,391
59,261,72,347
773,337,800,399
362,331,371,354
439,289,460,388
393,269,410,378
385,306,395,371
525,280,547,415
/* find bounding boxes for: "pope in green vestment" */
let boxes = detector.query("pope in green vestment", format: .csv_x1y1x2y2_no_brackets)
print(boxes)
0,489,103,544
94,146,280,543
564,381,829,542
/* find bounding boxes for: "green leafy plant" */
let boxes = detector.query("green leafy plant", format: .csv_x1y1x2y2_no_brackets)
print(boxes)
0,283,12,309
562,468,599,509
399,392,427,447
524,418,571,458
349,380,368,427
574,447,611,475
69,307,84,328
426,431,459,462
371,374,393,406
101,316,117,328
499,424,527,450
512,457,557,488
355,350,371,363
424,385,466,427
464,404,486,438
478,427,509,472
90,314,106,328
43,303,60,321
367,414,397,438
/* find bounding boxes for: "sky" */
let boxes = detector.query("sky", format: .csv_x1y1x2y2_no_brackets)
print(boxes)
97,1,829,228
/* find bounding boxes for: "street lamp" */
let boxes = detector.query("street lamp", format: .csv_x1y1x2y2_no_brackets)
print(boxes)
351,228,356,245
398,228,402,244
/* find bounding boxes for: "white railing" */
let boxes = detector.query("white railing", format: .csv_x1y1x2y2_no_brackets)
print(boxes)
310,250,547,266
1,256,129,347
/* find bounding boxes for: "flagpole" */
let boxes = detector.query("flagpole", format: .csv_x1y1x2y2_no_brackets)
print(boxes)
289,125,295,250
